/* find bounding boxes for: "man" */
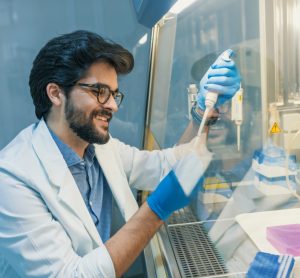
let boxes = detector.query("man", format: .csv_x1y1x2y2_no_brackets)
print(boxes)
0,30,240,277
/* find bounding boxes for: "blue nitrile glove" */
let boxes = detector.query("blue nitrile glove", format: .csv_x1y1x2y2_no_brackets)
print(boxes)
246,252,295,278
147,154,205,221
197,49,241,111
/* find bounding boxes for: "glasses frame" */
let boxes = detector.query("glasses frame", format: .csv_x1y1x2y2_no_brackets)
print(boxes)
77,82,124,107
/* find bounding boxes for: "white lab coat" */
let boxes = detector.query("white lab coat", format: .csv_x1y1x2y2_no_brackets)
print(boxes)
0,119,176,277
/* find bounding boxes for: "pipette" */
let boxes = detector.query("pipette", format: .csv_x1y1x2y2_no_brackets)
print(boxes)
194,50,232,145
231,85,243,151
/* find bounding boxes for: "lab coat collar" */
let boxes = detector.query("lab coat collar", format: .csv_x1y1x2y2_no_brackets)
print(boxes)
94,139,139,221
31,119,102,246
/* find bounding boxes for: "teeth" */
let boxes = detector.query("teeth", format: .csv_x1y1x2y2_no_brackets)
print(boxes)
96,116,107,121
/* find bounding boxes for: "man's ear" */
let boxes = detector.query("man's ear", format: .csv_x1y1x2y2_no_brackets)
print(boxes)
46,83,64,106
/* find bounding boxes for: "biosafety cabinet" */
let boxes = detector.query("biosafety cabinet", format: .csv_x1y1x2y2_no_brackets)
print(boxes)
143,0,300,277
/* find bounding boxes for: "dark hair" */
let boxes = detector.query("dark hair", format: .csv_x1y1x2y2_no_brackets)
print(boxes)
29,30,134,119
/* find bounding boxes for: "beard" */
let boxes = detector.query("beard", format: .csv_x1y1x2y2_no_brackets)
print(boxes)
65,99,111,144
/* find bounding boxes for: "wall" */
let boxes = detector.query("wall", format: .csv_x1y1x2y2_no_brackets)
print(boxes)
0,0,152,149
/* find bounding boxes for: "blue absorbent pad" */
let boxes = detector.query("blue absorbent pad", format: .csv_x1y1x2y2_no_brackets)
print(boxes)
247,252,295,278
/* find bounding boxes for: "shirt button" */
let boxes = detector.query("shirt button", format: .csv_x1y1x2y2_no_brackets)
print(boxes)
80,162,85,166
89,201,93,206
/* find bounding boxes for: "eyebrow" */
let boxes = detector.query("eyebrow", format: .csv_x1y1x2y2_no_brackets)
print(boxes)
82,82,119,92
98,83,119,92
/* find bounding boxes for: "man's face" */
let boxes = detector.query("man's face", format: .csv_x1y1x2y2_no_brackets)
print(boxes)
207,103,235,148
65,62,119,144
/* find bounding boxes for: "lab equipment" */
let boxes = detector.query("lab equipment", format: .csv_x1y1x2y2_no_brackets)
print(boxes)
252,144,297,177
246,252,295,278
143,0,300,276
201,176,233,204
267,224,300,256
231,85,243,151
282,113,300,150
268,103,281,147
252,143,297,195
284,117,300,202
195,50,234,143
187,84,198,120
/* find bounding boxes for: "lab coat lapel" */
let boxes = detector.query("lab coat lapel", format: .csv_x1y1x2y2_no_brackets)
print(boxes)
95,139,139,222
57,171,101,246
31,120,101,246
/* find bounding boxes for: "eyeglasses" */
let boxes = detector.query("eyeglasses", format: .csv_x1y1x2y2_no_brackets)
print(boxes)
77,82,124,107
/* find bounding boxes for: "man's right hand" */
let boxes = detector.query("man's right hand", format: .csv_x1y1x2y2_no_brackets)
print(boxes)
197,49,241,111
147,154,204,220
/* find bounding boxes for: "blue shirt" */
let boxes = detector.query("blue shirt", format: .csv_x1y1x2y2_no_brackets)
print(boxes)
48,128,113,242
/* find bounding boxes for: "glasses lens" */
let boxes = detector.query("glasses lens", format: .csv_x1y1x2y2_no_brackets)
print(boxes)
92,85,123,107
114,94,122,107
97,87,110,104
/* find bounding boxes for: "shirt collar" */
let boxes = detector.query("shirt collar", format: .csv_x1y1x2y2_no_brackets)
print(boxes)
48,126,95,167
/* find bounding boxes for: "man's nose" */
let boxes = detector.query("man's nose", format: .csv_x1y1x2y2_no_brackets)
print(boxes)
103,94,118,112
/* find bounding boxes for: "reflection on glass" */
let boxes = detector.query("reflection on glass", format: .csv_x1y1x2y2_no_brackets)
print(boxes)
147,0,300,276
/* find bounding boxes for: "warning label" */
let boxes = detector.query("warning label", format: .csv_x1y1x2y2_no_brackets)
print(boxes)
270,122,282,134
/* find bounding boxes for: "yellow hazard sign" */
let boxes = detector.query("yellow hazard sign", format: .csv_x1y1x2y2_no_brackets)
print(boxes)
270,122,282,134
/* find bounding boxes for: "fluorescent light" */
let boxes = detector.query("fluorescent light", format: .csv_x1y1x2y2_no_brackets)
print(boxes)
169,0,197,15
138,33,148,45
